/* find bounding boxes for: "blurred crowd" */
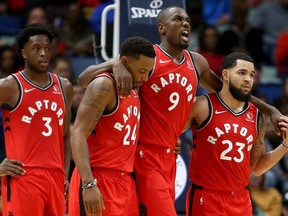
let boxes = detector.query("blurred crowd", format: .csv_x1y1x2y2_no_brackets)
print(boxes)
0,0,288,215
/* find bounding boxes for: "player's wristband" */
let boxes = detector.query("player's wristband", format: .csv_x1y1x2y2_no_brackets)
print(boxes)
281,142,288,149
82,179,97,189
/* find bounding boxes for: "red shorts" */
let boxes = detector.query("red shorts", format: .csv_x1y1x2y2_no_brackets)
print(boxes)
134,144,177,216
1,167,65,216
186,184,252,216
69,168,138,216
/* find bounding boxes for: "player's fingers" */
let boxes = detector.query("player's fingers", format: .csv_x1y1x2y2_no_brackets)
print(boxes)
6,159,25,166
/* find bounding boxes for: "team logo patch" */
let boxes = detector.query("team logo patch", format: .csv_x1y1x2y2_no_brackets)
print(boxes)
245,112,255,123
140,202,147,216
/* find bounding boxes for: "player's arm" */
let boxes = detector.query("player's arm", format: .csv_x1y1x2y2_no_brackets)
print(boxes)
71,77,115,216
191,52,223,93
0,76,26,176
250,96,282,135
183,95,209,132
59,77,73,197
250,113,288,176
77,58,114,88
78,57,133,97
0,76,19,107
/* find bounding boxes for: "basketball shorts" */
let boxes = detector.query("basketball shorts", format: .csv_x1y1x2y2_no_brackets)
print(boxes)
69,168,138,216
134,144,177,216
2,167,65,216
186,183,252,216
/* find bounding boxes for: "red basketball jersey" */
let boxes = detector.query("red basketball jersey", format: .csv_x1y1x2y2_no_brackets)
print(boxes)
138,45,199,148
3,72,66,170
87,73,140,173
189,93,259,192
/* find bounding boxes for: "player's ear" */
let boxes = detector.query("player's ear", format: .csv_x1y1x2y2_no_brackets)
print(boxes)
21,49,27,60
121,56,128,67
222,70,229,81
158,23,166,35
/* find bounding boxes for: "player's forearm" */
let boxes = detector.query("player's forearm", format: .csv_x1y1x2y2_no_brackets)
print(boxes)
251,143,288,176
251,96,276,115
70,134,94,184
77,59,114,88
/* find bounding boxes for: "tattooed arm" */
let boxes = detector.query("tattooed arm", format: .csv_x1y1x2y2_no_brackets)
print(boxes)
250,113,288,176
70,76,115,216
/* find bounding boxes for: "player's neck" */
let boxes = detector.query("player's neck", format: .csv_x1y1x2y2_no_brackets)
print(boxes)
159,43,184,62
22,69,51,87
218,91,246,113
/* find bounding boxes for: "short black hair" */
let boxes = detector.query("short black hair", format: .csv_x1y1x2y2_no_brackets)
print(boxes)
15,24,54,55
220,52,254,72
120,36,155,59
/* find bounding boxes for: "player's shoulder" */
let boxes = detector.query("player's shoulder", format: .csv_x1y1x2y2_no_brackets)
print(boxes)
0,74,18,90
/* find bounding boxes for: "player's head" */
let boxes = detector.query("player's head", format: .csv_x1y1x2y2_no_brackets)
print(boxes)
120,36,155,88
157,6,190,49
220,52,255,102
16,24,54,73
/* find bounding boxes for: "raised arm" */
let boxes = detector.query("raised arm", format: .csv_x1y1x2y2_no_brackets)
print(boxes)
250,113,288,176
77,59,114,88
251,96,281,135
191,52,222,93
77,57,133,97
71,77,115,215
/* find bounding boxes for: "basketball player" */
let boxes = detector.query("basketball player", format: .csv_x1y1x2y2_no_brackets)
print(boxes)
68,36,155,216
0,24,73,215
77,7,282,216
185,52,288,216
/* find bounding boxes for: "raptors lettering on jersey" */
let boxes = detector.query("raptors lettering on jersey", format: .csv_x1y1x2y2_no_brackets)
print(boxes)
150,72,193,102
207,123,254,146
21,99,64,125
114,104,140,131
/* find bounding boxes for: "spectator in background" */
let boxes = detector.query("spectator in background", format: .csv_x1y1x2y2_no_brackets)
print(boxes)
249,173,283,216
90,0,114,57
0,45,19,79
219,0,264,65
247,0,288,65
71,81,85,125
273,76,288,116
187,0,203,52
275,29,288,77
50,54,74,81
24,6,47,26
58,3,94,56
198,25,225,78
201,0,232,32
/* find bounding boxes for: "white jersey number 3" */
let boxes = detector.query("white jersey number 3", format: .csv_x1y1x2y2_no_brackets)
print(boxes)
42,117,52,137
220,140,245,163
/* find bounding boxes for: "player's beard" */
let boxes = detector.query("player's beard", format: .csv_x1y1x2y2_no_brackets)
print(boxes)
229,81,251,102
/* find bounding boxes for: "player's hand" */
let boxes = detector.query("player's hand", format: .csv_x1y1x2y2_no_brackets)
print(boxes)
112,59,133,97
279,116,288,142
64,180,69,201
173,138,182,157
0,158,26,177
269,107,282,136
83,186,104,216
